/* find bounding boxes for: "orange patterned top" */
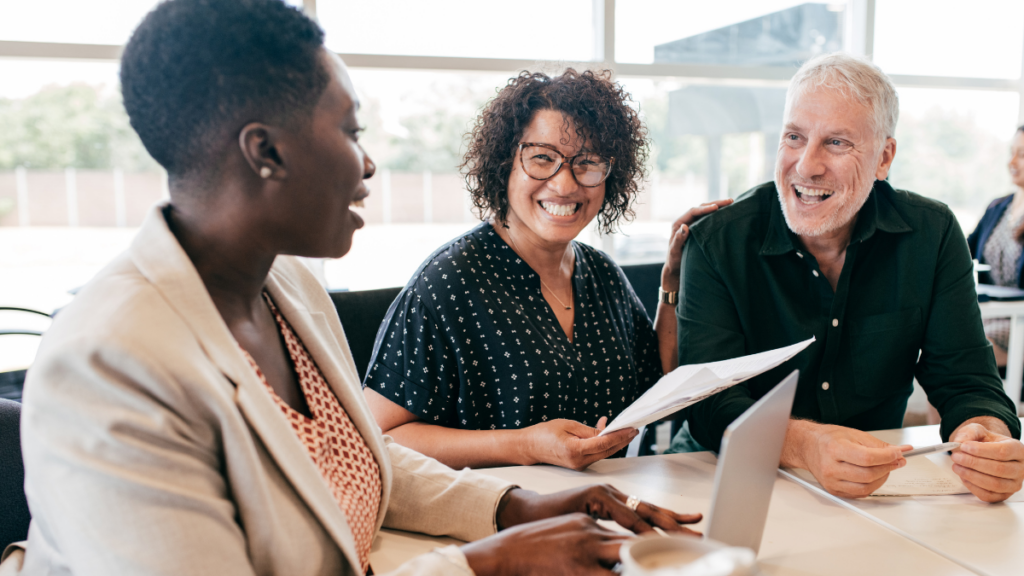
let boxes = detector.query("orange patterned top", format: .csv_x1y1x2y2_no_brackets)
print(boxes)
241,293,382,574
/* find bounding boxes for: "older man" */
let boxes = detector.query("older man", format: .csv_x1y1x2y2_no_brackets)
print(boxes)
677,53,1024,502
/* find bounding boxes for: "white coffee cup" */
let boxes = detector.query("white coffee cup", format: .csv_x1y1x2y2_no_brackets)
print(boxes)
619,534,757,576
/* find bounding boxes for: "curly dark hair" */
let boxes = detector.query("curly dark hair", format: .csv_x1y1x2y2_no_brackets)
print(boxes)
120,0,329,178
460,69,649,234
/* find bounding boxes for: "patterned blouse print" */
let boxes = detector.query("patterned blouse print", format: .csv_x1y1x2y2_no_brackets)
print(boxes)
242,293,381,574
364,222,661,432
983,209,1024,349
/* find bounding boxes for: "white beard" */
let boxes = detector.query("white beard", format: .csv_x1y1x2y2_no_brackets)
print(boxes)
775,181,872,237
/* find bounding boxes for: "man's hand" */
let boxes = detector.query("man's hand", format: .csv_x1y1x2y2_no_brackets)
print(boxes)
521,417,636,471
661,199,734,293
949,418,1024,503
496,485,702,536
783,420,909,498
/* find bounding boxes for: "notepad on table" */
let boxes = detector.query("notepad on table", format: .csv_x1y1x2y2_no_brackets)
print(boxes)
786,456,969,497
871,456,970,496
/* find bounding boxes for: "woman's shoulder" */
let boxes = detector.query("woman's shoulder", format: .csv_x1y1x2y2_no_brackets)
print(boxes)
986,193,1015,212
405,222,505,288
573,240,629,283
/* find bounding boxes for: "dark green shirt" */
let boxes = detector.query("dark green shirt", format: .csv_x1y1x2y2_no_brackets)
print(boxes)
679,180,1021,451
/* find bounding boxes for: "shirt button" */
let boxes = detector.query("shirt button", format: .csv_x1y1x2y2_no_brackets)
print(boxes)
832,318,839,327
821,382,830,390
812,270,820,277
796,251,804,258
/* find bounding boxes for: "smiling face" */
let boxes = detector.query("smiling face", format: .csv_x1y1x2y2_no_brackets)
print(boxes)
274,51,374,258
774,86,896,239
1009,130,1024,190
504,109,605,248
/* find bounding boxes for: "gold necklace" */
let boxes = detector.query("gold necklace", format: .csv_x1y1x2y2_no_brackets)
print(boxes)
506,227,573,311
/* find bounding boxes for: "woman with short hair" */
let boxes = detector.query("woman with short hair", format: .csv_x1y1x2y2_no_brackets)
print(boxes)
2,2,700,575
364,70,729,470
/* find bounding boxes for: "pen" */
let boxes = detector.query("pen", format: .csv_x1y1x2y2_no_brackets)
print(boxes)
903,441,960,458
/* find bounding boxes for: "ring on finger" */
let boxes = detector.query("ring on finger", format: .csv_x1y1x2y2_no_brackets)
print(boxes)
626,494,641,511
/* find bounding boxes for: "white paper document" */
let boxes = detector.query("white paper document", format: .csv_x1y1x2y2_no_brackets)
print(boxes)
871,456,970,496
785,456,969,497
599,336,816,435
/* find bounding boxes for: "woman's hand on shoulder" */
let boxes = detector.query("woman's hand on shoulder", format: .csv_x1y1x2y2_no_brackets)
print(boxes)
520,417,634,470
662,199,734,292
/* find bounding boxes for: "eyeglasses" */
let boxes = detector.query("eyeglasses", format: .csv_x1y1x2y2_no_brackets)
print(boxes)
518,142,614,188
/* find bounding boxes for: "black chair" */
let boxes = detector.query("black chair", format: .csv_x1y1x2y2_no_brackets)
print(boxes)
619,262,663,320
0,307,51,402
328,287,403,381
0,398,30,551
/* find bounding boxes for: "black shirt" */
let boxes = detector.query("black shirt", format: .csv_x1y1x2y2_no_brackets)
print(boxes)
364,222,661,431
679,181,1021,452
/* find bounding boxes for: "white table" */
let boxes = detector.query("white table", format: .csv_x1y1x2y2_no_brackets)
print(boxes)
370,448,974,575
782,425,1024,576
978,300,1024,413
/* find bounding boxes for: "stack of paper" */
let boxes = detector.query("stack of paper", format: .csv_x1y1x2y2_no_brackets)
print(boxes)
599,336,816,435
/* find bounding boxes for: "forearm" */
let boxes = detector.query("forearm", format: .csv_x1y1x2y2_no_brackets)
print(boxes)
654,302,679,375
385,421,533,469
779,418,820,469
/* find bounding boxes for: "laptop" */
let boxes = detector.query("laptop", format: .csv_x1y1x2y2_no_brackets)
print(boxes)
704,369,799,554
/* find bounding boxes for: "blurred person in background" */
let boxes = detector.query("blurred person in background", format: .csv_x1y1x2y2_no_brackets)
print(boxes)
363,69,731,470
968,125,1024,378
0,2,702,575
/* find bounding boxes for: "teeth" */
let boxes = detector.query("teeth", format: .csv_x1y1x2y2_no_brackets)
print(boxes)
541,201,578,217
794,184,834,197
351,198,365,208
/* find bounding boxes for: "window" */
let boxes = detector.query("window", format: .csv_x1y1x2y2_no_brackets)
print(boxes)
888,88,1020,229
319,0,595,61
874,0,1024,79
0,1,162,45
2,0,1023,306
616,0,846,65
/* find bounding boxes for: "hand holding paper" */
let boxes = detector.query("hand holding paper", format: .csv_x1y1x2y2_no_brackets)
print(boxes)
599,337,816,436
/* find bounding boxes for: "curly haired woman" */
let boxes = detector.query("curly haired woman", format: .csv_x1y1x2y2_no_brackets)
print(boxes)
363,69,731,470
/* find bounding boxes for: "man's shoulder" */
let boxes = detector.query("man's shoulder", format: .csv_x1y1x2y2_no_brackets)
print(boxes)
880,184,957,230
689,182,776,244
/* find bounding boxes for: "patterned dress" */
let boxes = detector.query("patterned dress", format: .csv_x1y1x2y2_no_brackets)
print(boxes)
363,222,661,433
982,208,1024,349
242,293,382,575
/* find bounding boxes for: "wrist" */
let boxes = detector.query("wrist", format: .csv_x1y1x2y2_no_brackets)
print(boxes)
495,488,541,530
661,264,680,292
781,419,818,469
514,426,540,466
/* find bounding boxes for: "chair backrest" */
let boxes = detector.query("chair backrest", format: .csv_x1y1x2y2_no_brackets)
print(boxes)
0,398,30,551
619,262,663,320
328,287,403,382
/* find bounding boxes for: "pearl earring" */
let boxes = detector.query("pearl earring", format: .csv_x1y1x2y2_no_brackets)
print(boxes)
259,167,272,179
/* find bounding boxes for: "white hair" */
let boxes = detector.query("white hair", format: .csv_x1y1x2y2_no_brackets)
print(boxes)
786,52,899,141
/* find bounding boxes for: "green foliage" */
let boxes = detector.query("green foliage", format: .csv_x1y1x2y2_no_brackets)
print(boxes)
0,84,158,171
889,108,1012,209
355,80,489,173
0,197,13,220
638,91,707,178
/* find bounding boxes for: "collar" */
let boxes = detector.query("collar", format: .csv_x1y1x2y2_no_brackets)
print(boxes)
760,179,913,257
127,202,377,570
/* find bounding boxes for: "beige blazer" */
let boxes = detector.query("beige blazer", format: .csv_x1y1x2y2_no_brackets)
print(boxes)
2,204,512,576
